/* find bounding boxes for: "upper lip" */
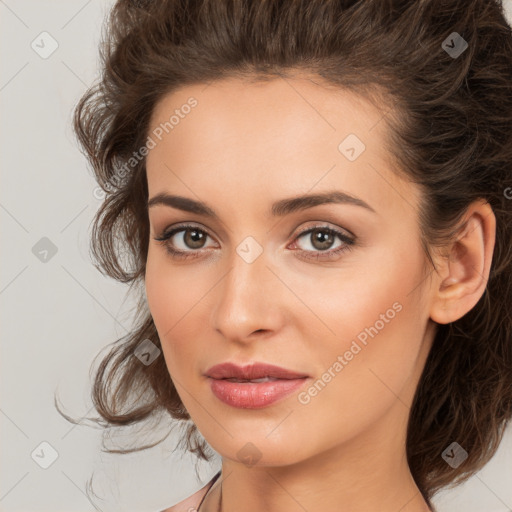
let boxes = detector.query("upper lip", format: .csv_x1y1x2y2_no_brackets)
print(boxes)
205,362,309,380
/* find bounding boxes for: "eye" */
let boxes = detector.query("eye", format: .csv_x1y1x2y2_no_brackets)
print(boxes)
154,223,216,260
289,225,355,261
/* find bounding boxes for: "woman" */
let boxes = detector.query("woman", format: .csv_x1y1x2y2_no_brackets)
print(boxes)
63,0,512,510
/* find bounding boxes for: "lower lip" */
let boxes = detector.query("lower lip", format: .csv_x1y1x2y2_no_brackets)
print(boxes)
208,377,309,409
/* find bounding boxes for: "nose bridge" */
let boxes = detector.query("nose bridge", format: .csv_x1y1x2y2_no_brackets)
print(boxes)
211,238,279,339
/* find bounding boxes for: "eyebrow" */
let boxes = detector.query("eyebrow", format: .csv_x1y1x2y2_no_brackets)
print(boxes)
147,190,376,218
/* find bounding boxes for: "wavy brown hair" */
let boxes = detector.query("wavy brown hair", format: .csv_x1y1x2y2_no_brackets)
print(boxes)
57,0,512,507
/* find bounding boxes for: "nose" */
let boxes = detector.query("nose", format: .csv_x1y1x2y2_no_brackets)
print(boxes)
211,246,285,343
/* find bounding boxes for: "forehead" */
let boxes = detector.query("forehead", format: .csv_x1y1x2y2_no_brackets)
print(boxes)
148,75,388,156
145,75,417,219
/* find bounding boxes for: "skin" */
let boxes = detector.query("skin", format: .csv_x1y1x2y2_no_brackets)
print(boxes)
144,75,495,512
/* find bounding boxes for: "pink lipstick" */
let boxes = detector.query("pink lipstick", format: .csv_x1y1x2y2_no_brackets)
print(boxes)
205,362,310,409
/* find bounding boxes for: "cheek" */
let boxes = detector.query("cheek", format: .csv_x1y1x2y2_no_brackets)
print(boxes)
144,248,202,374
296,240,429,432
288,226,428,360
145,245,203,326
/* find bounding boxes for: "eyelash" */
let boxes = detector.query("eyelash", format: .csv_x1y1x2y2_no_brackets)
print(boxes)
153,223,356,262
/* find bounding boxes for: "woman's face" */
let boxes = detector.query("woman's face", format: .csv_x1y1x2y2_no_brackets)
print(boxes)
145,76,437,468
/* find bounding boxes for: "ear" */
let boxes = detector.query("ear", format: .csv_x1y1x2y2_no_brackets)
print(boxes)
429,199,496,325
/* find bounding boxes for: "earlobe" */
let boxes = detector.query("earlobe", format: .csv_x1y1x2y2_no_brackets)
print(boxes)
429,200,496,325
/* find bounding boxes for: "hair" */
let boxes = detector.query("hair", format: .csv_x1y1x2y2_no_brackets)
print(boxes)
57,0,512,507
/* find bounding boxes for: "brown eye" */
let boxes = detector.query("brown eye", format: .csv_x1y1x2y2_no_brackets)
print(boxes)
290,225,356,262
154,224,216,260
294,227,350,252
181,228,207,249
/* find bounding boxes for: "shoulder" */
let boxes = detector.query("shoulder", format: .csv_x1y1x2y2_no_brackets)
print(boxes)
159,473,219,512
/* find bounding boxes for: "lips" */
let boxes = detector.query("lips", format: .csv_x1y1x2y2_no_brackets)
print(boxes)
205,362,310,409
205,362,309,381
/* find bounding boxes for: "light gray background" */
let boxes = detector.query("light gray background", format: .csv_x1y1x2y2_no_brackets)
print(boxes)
1,1,511,511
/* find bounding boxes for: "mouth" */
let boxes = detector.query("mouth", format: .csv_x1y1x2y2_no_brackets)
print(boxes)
204,362,310,409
